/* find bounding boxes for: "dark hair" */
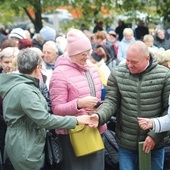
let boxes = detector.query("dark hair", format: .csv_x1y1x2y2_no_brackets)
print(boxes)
1,39,17,50
17,48,42,74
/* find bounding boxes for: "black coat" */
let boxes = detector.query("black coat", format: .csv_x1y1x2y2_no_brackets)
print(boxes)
154,37,170,50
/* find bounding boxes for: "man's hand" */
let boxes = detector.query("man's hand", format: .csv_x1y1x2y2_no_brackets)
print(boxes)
89,114,99,128
143,136,155,153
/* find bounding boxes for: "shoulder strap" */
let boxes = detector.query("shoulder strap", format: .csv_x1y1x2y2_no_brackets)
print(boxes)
85,71,96,97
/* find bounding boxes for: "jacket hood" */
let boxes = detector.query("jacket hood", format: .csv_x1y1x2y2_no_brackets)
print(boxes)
143,53,157,73
122,37,135,43
97,44,114,62
0,73,39,98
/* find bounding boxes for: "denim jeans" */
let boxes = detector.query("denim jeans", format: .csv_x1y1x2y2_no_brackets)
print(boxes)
119,146,164,170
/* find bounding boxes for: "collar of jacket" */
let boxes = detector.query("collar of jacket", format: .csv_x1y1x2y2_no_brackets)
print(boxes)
21,74,39,88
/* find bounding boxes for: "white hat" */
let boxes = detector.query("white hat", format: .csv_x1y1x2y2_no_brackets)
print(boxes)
9,28,26,39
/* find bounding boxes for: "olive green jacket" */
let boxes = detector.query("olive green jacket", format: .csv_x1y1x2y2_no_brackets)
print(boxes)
97,55,170,150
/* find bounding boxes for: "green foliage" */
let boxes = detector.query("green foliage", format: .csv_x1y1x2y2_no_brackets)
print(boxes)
0,1,17,25
156,0,170,23
67,0,115,30
0,0,166,32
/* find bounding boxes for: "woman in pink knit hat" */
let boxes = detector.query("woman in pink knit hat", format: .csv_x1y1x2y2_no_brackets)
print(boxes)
49,29,106,170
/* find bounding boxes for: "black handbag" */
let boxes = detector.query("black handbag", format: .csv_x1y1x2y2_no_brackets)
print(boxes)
45,130,63,170
103,130,119,170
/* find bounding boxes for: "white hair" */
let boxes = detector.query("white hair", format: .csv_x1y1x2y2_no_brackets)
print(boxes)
43,40,58,53
123,28,134,36
0,47,19,58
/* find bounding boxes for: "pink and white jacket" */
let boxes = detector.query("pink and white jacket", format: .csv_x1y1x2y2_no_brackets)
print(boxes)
49,53,107,134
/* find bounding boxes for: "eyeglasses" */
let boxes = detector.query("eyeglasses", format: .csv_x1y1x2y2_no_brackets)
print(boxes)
78,50,91,58
38,64,42,69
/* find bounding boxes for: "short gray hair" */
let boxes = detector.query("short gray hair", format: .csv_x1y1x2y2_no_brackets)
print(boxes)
17,48,42,74
143,34,154,42
0,47,19,59
43,40,58,53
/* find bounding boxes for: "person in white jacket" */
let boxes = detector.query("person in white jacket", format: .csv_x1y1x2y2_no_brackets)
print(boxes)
138,104,170,133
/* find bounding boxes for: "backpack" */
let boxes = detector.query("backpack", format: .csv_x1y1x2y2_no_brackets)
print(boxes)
103,129,119,170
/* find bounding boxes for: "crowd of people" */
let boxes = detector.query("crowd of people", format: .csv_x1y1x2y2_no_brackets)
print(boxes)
0,18,170,170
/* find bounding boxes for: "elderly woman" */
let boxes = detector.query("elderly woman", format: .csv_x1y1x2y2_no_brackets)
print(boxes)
117,28,135,64
0,48,90,170
0,47,19,73
50,29,107,170
143,34,161,55
154,29,170,50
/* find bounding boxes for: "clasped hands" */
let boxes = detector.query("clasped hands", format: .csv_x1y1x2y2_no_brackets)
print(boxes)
76,96,102,127
77,115,156,154
77,115,155,154
76,113,99,128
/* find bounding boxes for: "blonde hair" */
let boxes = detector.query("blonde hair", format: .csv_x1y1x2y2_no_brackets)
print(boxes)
12,57,18,71
155,49,170,67
123,28,134,36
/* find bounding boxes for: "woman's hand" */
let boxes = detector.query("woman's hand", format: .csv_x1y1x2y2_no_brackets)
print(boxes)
77,96,99,109
76,114,100,128
76,115,91,125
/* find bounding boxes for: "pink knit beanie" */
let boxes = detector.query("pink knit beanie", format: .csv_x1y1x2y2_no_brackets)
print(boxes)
66,29,92,56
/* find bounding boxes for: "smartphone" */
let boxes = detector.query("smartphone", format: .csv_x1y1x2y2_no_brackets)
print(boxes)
94,101,103,108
